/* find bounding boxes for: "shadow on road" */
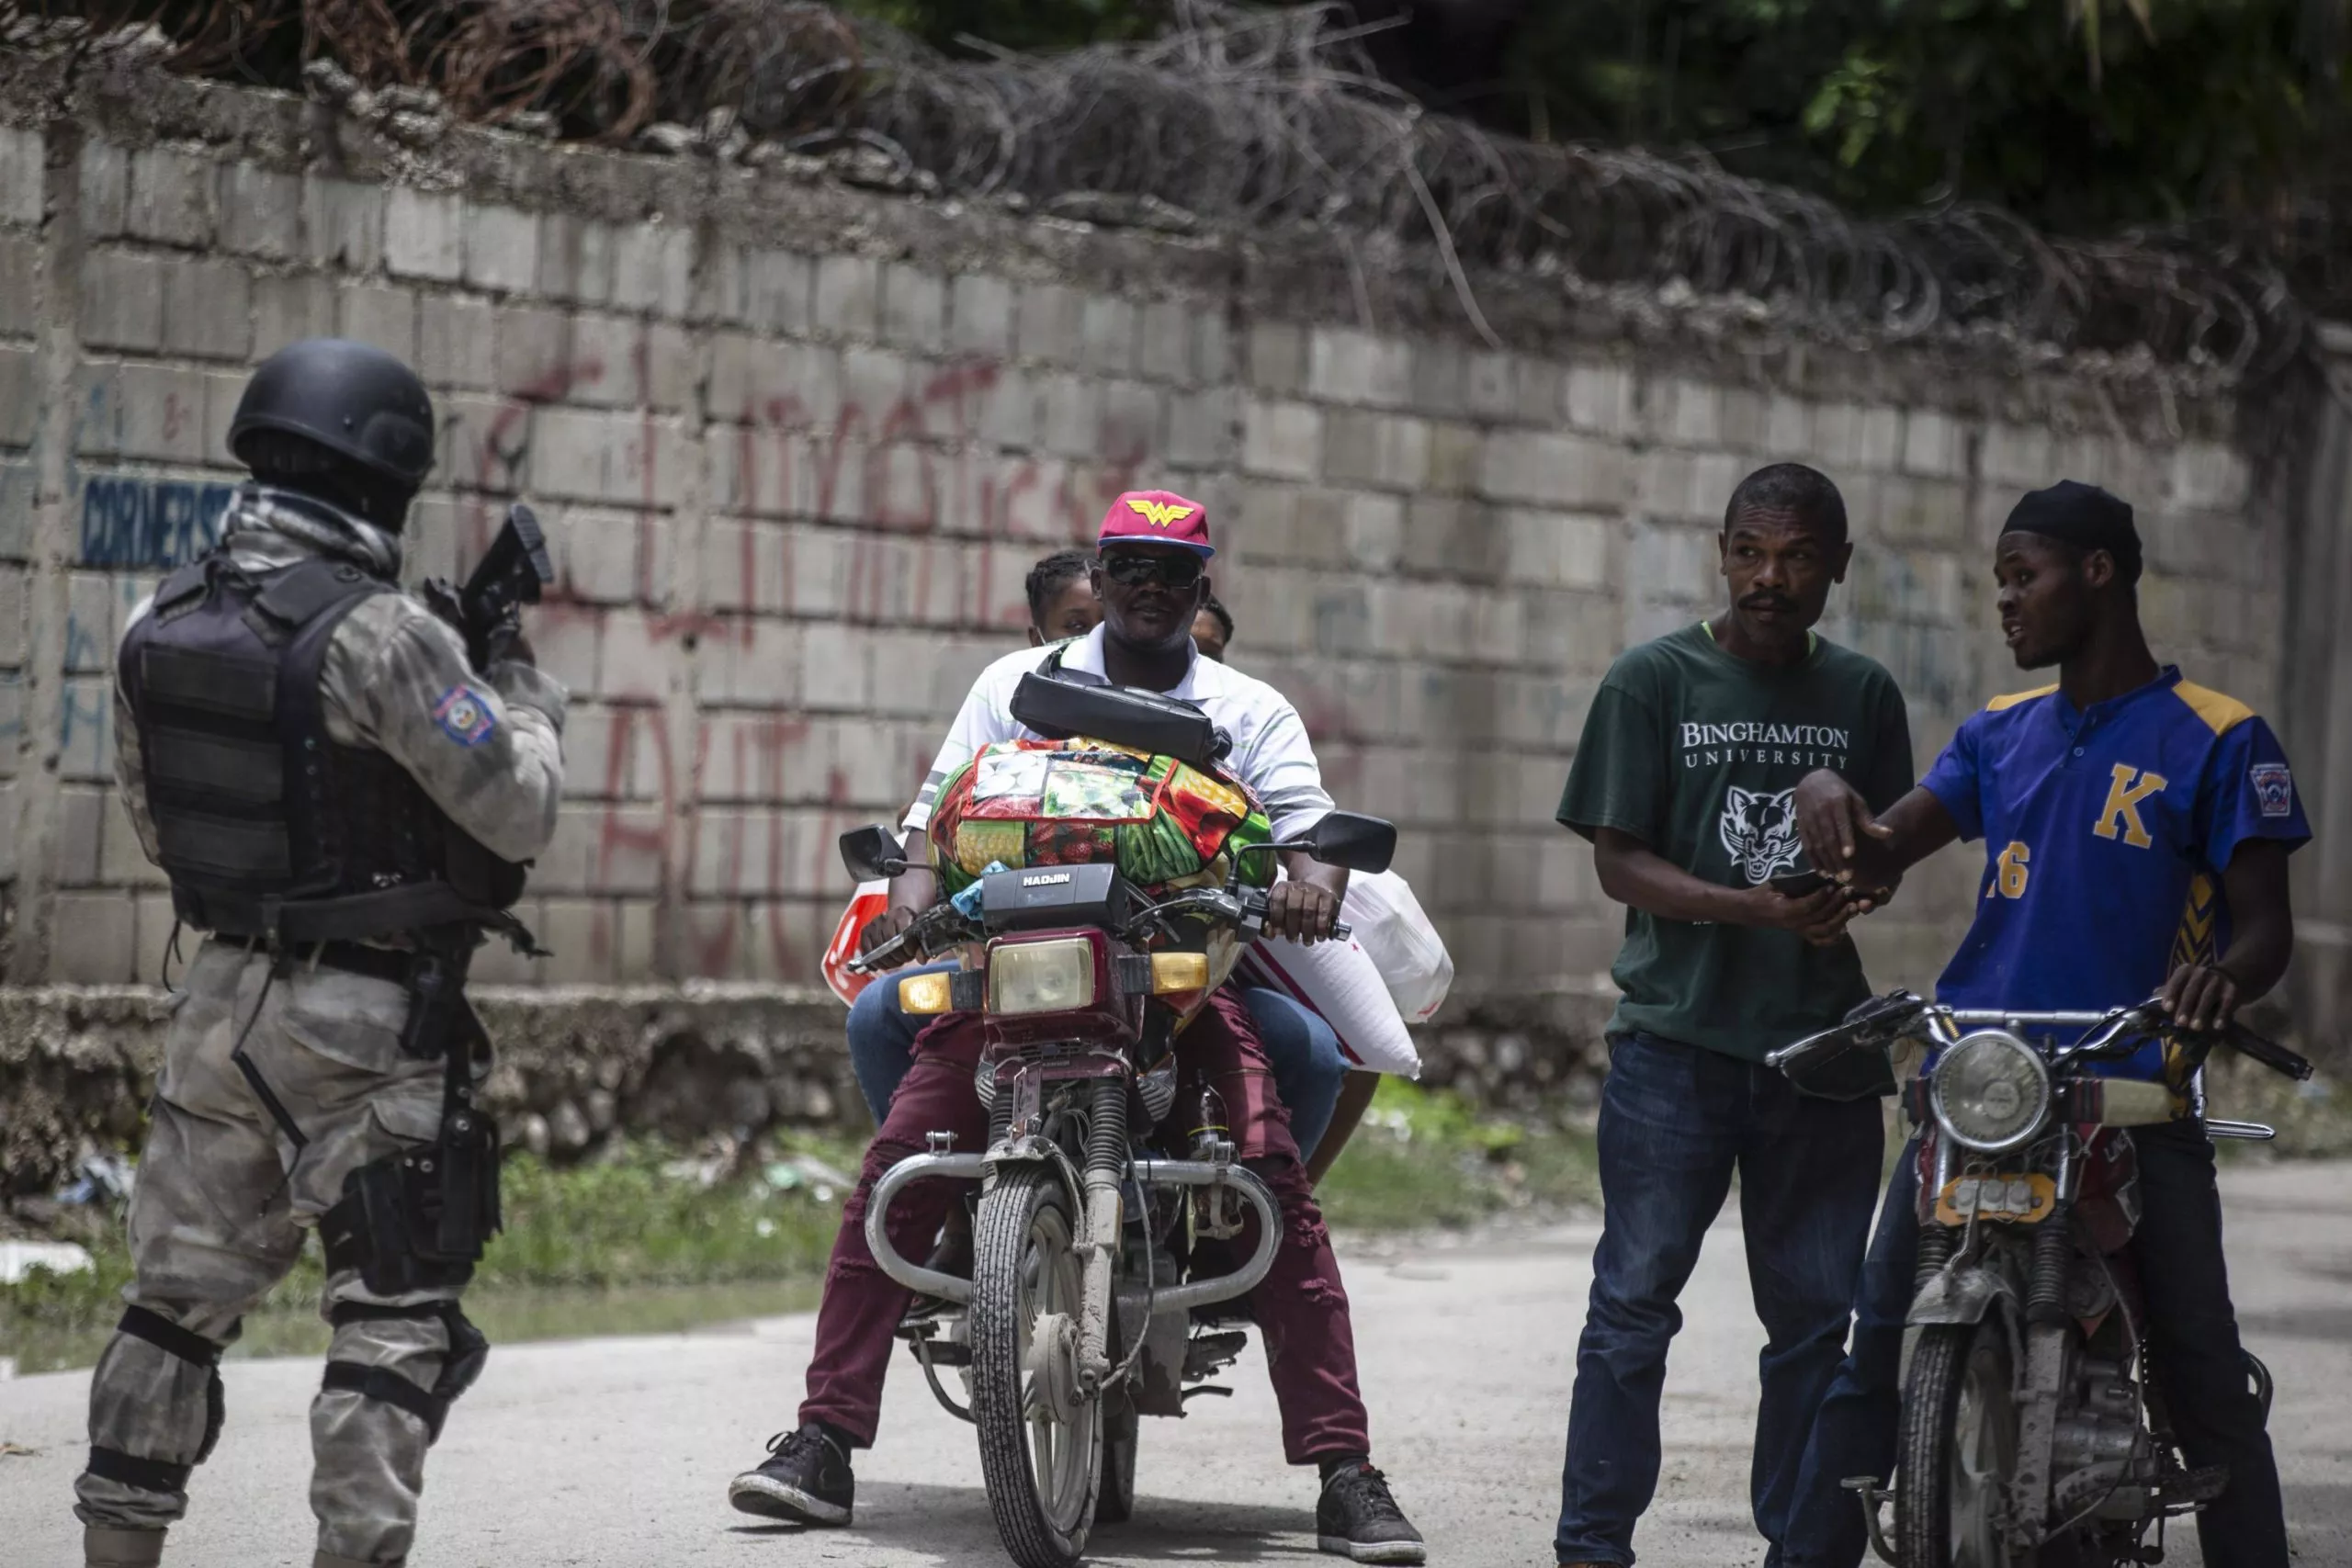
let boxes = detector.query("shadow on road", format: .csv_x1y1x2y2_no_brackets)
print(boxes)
722,1481,1321,1562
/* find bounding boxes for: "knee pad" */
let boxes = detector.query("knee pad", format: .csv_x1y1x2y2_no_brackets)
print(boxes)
85,1307,229,1495
321,1300,489,1444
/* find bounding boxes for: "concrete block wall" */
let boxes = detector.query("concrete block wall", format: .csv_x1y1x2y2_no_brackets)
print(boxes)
0,76,2291,1027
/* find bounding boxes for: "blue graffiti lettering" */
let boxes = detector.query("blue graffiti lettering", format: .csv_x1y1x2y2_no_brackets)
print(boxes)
78,476,234,568
54,612,111,766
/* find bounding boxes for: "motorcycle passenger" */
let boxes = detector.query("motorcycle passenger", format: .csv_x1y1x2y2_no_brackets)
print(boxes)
1781,480,2308,1568
1192,592,1234,662
1025,546,1102,647
729,491,1427,1565
1553,464,1917,1568
74,340,567,1568
842,552,1356,1168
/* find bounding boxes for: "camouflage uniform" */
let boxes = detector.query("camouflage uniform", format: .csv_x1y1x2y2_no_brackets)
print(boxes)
78,490,565,1568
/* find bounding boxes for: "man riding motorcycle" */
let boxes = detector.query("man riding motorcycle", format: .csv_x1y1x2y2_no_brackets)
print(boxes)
1777,480,2307,1568
727,491,1428,1565
842,549,1358,1170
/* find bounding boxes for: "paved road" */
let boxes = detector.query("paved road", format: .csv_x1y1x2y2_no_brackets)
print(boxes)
4,1160,2347,1567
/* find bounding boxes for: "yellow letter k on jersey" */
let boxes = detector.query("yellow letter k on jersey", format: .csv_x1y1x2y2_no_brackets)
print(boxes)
2093,764,2166,848
1125,496,1196,529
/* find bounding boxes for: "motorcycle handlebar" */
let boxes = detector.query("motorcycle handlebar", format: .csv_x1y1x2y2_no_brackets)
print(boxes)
1815,998,2311,1082
845,882,1351,977
2225,1021,2314,1081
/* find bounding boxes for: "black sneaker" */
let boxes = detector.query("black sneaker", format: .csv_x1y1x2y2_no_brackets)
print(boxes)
728,1424,855,1525
1317,1461,1426,1564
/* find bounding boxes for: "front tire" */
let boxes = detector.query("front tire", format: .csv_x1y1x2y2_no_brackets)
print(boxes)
971,1168,1101,1568
1898,1318,2021,1568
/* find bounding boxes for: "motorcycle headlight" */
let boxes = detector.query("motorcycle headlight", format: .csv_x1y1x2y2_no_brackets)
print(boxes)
1930,1030,2052,1153
989,938,1096,1016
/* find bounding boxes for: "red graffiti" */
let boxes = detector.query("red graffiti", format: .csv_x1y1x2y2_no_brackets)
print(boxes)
518,348,1159,983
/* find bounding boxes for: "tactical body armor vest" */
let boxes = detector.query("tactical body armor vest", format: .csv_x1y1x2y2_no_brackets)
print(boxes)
120,550,525,946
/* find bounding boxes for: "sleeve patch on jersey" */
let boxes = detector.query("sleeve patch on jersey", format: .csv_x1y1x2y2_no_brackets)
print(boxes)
433,683,498,748
2251,762,2294,818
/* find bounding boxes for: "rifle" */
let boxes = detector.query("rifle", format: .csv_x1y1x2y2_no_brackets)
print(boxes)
425,503,557,671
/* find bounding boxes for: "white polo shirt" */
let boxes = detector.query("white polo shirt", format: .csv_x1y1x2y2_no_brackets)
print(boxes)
901,625,1333,841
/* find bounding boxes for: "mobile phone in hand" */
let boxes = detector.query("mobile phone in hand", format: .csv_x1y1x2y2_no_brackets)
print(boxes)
1770,871,1831,898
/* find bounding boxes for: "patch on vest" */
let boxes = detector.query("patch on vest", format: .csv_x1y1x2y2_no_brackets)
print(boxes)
2250,762,2293,818
1719,785,1803,884
433,684,498,748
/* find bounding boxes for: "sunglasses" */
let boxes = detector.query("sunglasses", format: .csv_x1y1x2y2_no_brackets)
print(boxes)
1102,552,1205,590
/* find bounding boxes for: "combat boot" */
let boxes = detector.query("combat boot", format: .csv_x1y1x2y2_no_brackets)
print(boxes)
84,1527,165,1568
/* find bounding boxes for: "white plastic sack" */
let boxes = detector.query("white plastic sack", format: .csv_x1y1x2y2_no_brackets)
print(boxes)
1234,931,1423,1080
1229,867,1448,1079
1339,870,1455,1023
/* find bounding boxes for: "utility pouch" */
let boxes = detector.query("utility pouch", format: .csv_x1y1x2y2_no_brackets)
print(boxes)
435,1100,503,1258
322,943,503,1293
399,953,455,1060
322,1137,492,1296
322,1146,468,1297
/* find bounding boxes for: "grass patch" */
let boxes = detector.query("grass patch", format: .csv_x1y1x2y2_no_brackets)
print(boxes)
4,1093,1598,1373
1,1133,865,1375
1317,1078,1599,1231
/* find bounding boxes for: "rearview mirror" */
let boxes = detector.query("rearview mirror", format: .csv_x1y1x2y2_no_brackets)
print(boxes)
839,824,909,883
1297,812,1396,874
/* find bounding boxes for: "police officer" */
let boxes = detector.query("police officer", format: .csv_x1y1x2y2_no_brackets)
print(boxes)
75,339,567,1568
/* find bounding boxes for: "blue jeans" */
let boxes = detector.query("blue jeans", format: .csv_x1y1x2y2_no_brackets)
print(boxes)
844,971,1351,1164
844,962,959,1124
1782,1122,2288,1568
1556,1032,1884,1567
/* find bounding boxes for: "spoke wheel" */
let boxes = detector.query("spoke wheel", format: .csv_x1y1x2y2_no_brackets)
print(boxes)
971,1168,1100,1568
1899,1319,2022,1568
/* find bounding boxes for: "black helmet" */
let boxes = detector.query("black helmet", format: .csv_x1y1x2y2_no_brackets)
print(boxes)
228,338,435,491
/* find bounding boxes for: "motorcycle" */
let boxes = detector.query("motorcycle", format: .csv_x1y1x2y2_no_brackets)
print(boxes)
836,678,1398,1568
1770,992,2312,1568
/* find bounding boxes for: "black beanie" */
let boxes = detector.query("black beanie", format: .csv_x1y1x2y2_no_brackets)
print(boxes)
2003,479,2142,587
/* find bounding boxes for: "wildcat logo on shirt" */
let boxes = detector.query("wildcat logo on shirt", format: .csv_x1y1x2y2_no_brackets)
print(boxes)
1719,786,1804,884
2251,762,2294,819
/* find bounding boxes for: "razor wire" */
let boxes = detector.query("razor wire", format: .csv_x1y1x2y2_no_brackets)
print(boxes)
0,0,2317,380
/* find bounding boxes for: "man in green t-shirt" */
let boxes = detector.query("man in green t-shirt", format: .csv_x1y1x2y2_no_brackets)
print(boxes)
1551,463,1914,1568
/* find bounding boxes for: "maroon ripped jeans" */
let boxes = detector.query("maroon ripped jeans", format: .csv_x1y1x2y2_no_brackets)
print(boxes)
798,986,1371,1465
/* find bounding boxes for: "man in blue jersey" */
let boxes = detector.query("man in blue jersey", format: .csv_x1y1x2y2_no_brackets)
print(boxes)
1777,479,2308,1568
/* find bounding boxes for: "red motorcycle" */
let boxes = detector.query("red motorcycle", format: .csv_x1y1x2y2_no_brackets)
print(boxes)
1772,993,2310,1568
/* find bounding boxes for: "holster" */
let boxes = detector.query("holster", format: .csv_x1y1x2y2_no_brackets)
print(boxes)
321,937,503,1295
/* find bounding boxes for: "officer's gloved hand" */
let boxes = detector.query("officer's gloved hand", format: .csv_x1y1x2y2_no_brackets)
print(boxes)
422,577,468,634
483,619,536,670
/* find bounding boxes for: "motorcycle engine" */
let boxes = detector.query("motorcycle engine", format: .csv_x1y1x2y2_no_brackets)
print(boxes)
2051,1351,2155,1488
2064,1252,2119,1321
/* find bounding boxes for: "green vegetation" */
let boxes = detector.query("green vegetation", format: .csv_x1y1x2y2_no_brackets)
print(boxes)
1491,0,2346,234
1316,1077,1600,1231
858,0,2350,262
3,1089,1594,1374
0,1134,865,1375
